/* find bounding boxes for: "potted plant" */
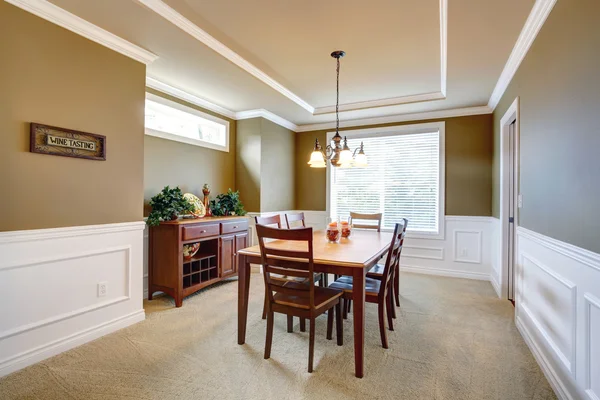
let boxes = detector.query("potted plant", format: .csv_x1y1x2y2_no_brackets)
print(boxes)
146,186,195,227
209,189,247,217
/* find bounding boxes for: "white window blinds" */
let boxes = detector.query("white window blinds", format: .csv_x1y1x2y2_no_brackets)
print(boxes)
330,131,441,234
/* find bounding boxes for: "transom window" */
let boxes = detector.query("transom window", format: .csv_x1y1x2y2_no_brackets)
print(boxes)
144,93,229,152
328,122,445,238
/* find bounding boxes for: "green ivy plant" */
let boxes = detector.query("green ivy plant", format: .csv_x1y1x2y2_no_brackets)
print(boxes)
146,186,194,227
210,189,247,217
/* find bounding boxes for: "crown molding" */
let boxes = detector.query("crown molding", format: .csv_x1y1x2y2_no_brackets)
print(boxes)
488,0,557,110
313,91,445,115
146,77,236,119
5,0,158,65
295,105,492,132
235,109,298,132
135,0,315,114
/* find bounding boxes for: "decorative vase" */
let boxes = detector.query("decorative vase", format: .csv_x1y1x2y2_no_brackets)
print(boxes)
202,188,210,215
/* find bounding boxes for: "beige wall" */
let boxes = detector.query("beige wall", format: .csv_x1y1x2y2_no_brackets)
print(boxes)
235,118,295,212
0,3,146,231
144,88,237,213
260,119,295,212
235,119,261,212
492,0,600,253
295,114,493,215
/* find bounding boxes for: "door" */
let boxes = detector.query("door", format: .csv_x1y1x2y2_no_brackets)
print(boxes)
234,232,248,276
220,235,235,277
507,121,517,303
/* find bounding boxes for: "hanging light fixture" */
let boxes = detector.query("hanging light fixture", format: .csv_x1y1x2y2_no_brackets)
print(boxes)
307,51,367,168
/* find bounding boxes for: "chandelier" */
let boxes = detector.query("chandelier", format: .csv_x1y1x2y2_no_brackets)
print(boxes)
307,51,367,168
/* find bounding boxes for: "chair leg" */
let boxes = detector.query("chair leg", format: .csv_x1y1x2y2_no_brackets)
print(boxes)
390,284,397,319
300,318,306,332
262,289,268,320
335,301,343,346
327,309,333,340
386,291,394,331
342,299,348,319
394,265,400,307
287,315,293,333
308,318,316,373
318,274,325,287
347,299,352,313
378,300,388,349
265,310,274,359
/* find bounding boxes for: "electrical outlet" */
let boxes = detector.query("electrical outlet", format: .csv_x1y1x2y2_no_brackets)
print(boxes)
460,248,468,257
98,282,107,297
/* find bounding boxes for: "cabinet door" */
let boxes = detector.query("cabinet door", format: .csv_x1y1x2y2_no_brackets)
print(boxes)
234,232,248,275
220,235,235,277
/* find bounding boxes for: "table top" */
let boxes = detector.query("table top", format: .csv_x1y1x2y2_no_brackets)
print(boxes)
238,229,392,268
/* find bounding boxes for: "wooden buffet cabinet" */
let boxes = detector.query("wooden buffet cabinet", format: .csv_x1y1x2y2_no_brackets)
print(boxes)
148,216,249,307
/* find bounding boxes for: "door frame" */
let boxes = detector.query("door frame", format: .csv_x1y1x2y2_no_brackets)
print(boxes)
499,97,520,300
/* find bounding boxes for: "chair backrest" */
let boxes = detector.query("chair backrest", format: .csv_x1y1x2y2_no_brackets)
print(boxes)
379,221,407,301
256,224,316,309
349,212,383,231
255,214,282,228
285,212,306,229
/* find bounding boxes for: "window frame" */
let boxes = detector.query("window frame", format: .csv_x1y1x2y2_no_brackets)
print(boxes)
326,121,446,240
144,92,230,152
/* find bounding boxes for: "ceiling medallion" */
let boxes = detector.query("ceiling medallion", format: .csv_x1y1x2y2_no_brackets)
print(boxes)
307,51,367,169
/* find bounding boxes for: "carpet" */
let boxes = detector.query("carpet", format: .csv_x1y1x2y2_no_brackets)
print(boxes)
0,273,556,400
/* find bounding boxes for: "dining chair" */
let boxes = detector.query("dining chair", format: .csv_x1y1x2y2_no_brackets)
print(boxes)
255,215,325,333
328,222,405,349
256,224,343,372
367,218,408,312
349,212,383,231
285,212,306,229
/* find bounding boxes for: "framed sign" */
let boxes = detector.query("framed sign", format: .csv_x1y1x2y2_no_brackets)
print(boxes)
30,123,106,161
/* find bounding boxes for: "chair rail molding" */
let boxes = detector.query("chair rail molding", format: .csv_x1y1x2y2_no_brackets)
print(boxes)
515,226,600,400
0,221,145,377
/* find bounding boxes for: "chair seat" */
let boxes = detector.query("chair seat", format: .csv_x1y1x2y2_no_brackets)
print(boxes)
271,272,322,284
273,283,343,309
366,263,385,277
328,276,382,295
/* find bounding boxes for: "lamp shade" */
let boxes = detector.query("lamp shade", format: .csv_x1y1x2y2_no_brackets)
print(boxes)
339,148,352,164
354,152,368,167
308,150,325,165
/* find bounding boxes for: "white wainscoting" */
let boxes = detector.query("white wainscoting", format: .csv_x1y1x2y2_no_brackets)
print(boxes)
0,221,146,377
490,217,502,297
515,226,600,400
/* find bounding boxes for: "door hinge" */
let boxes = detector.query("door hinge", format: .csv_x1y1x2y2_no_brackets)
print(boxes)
509,217,514,223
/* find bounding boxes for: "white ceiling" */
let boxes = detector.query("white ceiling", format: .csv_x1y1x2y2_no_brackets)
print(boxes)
43,0,535,128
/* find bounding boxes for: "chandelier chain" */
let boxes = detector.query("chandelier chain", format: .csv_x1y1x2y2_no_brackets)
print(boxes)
336,56,340,134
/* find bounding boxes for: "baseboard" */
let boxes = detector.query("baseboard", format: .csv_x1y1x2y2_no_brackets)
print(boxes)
516,316,574,400
489,270,501,298
0,309,145,377
400,264,490,281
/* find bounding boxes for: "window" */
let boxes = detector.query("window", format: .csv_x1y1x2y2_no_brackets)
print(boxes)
144,93,229,152
328,122,445,238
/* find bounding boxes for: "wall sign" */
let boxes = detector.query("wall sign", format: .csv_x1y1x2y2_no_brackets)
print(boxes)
30,123,106,161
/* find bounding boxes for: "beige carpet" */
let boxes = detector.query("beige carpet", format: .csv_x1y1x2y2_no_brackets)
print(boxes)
0,273,556,400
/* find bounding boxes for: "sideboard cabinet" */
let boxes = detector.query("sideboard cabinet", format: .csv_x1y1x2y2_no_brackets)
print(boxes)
148,216,249,307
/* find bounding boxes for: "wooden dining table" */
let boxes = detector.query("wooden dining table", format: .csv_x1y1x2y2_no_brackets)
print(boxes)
236,229,392,378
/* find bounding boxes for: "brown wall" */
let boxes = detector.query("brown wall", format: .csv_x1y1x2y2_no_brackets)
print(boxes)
295,114,493,215
260,119,295,212
492,0,600,253
144,88,237,212
0,3,146,231
235,119,261,212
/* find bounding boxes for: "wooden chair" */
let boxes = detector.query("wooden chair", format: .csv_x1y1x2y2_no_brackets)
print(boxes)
349,212,383,231
256,224,343,373
367,218,408,312
255,215,324,332
285,212,306,229
328,222,405,349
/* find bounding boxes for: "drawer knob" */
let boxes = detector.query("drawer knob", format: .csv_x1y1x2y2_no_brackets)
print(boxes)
233,226,238,229
200,230,206,233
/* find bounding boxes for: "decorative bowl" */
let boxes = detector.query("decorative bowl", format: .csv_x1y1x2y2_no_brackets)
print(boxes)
183,193,206,218
183,242,201,260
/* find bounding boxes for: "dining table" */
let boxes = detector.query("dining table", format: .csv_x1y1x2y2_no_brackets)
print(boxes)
236,229,393,378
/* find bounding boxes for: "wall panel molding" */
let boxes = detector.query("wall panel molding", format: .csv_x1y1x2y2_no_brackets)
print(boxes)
584,293,600,400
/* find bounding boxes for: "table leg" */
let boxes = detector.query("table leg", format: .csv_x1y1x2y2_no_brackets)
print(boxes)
238,255,251,345
352,267,366,378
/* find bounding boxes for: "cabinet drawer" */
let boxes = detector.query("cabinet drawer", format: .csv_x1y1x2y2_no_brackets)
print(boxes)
221,220,248,235
182,224,219,240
